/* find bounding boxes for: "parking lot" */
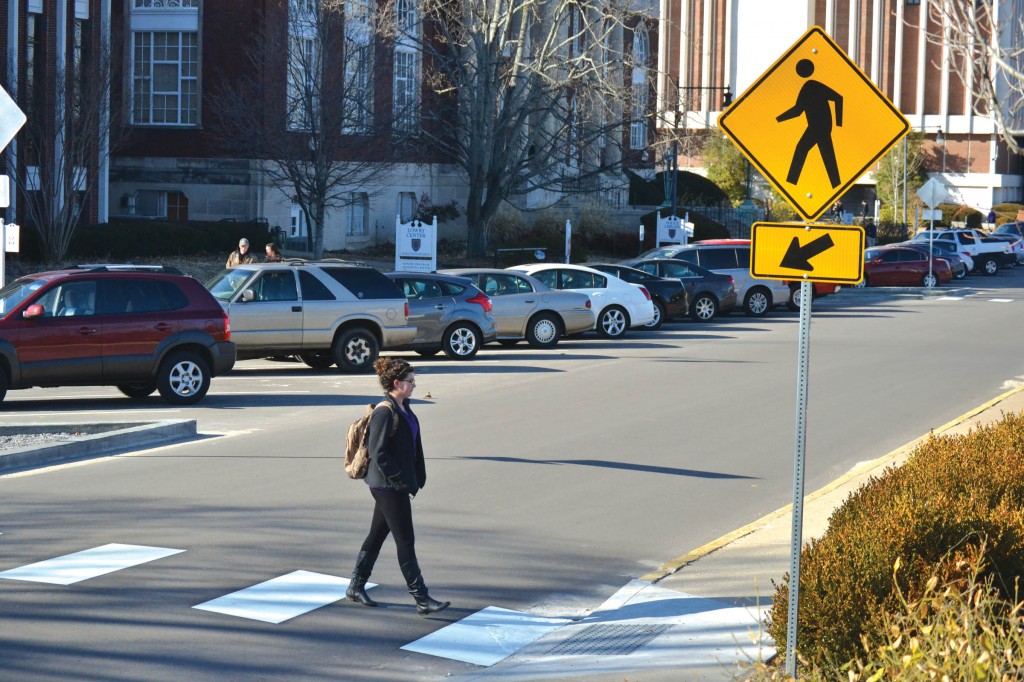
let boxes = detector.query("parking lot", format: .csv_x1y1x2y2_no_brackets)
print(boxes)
2,272,1023,680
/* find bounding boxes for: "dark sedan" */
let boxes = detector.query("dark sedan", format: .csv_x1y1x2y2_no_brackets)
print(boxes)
619,258,738,322
587,263,688,329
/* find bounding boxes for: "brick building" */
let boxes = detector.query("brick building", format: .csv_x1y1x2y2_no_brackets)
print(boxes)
657,0,1023,214
4,0,661,252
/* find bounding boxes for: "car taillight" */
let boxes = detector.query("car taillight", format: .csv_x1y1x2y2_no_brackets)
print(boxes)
726,275,735,286
221,310,231,340
404,301,409,319
466,292,492,312
638,286,652,301
585,299,592,309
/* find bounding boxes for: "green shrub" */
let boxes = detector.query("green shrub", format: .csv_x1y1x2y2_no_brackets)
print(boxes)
741,554,1024,681
876,220,909,245
765,412,1024,668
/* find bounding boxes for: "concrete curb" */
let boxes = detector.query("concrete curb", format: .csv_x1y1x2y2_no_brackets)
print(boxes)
0,420,197,474
640,383,1024,584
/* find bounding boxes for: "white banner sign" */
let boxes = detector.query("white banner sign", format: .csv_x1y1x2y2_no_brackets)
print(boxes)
657,213,693,246
395,216,437,273
6,222,19,253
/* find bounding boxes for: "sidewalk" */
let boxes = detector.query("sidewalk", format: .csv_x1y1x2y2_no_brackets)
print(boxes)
455,385,1024,681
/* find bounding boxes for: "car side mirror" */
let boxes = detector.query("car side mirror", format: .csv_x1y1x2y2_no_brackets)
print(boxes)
241,289,255,303
22,304,44,319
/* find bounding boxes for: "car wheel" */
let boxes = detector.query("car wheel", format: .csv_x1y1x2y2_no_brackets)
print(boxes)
332,328,379,373
643,301,665,330
299,352,335,370
0,368,9,405
744,287,771,317
922,272,938,288
955,264,968,280
982,257,999,275
157,351,210,405
854,277,868,288
415,349,440,357
596,306,628,339
118,382,157,399
787,286,802,312
526,312,563,348
442,323,481,360
690,293,717,322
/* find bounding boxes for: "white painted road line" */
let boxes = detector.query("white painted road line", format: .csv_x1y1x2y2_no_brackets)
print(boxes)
401,606,571,666
988,298,1014,303
0,543,185,585
193,570,367,624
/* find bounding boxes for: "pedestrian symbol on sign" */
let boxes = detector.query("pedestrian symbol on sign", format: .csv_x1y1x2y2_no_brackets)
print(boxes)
776,59,843,189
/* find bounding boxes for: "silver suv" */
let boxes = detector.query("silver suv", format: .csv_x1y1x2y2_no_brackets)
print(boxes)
207,261,415,372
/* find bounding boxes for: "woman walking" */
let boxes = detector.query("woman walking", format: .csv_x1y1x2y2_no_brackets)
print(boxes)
346,357,450,615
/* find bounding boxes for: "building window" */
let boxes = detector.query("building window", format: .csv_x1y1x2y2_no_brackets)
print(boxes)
25,12,43,165
290,204,308,237
393,0,419,134
906,0,921,5
133,0,199,7
398,192,416,222
131,31,199,125
630,27,649,150
346,193,369,236
288,0,319,131
343,0,374,133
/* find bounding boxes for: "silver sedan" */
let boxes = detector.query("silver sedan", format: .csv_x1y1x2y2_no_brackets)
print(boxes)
440,268,595,348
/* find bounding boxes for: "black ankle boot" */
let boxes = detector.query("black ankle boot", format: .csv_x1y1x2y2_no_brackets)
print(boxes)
346,551,378,607
400,560,450,615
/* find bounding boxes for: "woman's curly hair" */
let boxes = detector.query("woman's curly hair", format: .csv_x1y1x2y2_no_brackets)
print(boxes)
374,356,413,392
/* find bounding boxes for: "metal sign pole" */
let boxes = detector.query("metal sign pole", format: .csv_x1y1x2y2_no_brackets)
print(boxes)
785,276,813,677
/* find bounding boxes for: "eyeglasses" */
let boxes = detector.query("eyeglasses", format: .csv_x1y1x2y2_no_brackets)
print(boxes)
399,378,416,385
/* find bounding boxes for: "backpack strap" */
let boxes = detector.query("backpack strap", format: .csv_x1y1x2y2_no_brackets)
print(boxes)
376,401,400,436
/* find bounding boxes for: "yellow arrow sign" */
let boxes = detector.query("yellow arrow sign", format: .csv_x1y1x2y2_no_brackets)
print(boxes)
751,222,864,283
719,27,909,221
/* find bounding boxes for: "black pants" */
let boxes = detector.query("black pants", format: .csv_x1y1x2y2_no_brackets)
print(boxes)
359,488,417,567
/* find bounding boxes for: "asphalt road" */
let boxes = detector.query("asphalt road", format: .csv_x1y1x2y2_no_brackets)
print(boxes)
2,272,1023,680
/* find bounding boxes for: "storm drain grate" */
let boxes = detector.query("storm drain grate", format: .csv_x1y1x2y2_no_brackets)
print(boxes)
545,623,673,656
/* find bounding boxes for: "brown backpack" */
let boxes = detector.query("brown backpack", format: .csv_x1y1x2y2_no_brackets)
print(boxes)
344,402,399,479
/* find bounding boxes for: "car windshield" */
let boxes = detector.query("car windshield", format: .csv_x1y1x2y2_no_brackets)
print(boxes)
206,269,255,301
0,277,48,315
640,246,682,259
995,224,1021,236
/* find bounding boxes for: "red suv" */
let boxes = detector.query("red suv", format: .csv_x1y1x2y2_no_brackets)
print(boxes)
0,265,235,405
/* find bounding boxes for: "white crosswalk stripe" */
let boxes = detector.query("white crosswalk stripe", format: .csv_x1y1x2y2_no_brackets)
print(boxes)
0,543,184,585
193,569,371,624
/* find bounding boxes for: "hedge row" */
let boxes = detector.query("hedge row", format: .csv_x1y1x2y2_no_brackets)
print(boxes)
18,220,273,262
765,411,1024,667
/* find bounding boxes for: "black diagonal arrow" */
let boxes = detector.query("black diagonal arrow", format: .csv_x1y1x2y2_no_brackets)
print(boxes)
780,234,835,271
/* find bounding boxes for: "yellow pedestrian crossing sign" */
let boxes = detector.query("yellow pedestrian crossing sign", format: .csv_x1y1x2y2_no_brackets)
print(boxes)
719,27,909,222
751,222,864,284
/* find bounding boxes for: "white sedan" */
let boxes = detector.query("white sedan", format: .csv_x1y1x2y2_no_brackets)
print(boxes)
510,263,655,339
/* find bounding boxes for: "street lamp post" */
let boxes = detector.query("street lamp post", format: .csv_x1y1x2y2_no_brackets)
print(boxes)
666,82,731,222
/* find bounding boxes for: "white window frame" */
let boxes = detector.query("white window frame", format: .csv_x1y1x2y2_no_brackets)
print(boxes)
398,192,416,222
630,27,649,150
130,31,199,126
346,192,370,236
393,0,420,134
290,204,308,237
343,0,374,133
288,0,320,132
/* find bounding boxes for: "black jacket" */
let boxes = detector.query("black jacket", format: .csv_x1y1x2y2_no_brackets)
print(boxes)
363,394,426,494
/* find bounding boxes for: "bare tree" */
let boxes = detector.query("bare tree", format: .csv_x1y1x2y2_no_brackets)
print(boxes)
212,0,399,260
927,0,1024,154
875,132,929,224
10,40,119,263
398,0,648,257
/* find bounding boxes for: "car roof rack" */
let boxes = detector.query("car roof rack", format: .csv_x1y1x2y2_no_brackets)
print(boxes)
71,264,184,274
